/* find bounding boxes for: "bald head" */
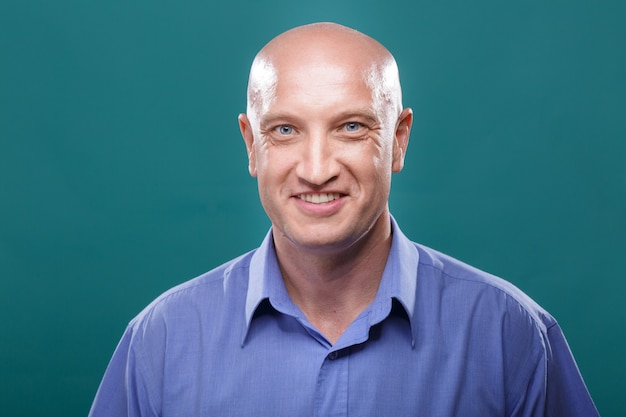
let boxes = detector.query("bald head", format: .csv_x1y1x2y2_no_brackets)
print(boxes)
238,23,413,254
246,23,403,125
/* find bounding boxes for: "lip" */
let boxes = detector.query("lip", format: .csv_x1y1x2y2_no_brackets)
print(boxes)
292,192,347,216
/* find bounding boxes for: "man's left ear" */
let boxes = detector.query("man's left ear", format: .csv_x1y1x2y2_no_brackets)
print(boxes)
392,108,413,173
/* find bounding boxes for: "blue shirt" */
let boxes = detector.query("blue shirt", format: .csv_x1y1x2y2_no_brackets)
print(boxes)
89,218,599,416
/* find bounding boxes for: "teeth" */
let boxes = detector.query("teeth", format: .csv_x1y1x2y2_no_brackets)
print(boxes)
298,193,341,204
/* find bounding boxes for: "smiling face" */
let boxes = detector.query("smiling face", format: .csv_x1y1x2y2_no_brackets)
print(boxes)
239,23,412,255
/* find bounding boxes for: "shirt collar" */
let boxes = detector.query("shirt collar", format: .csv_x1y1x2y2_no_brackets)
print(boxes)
243,230,300,346
241,216,419,347
369,216,419,346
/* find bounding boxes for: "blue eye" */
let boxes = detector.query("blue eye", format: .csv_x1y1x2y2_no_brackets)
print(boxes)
277,125,293,135
345,122,361,132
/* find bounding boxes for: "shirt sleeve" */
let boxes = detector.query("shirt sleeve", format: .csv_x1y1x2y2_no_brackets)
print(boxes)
506,308,599,417
544,323,600,416
88,325,158,417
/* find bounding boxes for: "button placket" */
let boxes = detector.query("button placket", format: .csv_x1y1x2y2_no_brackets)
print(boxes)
314,348,349,417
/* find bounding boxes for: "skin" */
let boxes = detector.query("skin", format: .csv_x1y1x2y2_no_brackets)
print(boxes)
239,23,412,344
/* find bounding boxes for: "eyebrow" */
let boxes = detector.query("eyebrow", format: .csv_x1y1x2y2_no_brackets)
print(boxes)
333,108,379,124
259,112,296,124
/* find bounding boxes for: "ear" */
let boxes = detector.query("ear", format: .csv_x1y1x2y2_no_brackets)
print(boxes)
392,107,413,173
238,113,257,177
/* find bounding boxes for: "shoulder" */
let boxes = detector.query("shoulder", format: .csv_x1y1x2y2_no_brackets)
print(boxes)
411,243,558,395
413,242,556,332
128,250,256,331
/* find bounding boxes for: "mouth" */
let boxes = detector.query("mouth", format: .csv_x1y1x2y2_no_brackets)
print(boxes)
297,192,342,204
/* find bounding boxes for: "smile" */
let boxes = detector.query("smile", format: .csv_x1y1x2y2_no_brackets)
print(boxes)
297,193,342,204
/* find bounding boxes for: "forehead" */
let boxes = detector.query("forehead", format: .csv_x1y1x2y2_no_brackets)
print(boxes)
269,65,379,126
251,57,382,117
276,60,371,95
247,29,401,121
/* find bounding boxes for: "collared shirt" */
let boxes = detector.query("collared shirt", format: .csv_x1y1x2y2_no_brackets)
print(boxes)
89,218,599,417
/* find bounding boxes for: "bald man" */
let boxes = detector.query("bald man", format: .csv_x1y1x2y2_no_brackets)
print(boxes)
89,23,599,417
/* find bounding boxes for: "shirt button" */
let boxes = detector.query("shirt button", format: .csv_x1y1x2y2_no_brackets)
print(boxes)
328,351,338,360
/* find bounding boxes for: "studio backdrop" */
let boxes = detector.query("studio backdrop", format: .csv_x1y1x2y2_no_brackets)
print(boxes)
1,0,624,415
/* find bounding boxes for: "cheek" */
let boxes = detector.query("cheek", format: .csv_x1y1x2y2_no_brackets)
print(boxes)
254,145,292,189
365,135,394,171
253,142,274,176
364,140,395,189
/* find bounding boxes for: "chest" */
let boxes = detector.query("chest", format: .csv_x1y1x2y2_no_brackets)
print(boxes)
156,313,508,417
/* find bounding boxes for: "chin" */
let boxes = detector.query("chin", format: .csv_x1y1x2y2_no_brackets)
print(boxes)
288,229,362,254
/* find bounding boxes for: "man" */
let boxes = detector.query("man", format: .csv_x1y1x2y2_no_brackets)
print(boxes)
89,23,599,416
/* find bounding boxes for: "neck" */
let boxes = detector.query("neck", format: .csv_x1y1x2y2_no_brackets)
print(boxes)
274,213,393,344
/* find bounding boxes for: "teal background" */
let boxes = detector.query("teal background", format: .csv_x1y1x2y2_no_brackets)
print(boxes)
1,0,624,415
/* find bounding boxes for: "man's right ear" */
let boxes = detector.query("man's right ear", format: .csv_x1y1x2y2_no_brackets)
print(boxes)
238,114,257,177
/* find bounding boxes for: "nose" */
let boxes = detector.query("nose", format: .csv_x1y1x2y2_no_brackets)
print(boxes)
296,130,340,187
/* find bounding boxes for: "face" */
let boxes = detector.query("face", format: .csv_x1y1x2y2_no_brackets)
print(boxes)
239,54,411,255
